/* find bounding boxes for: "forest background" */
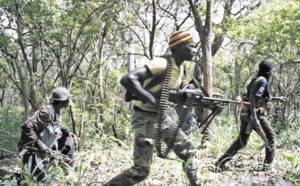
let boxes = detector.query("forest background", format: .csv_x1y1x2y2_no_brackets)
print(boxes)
0,0,299,185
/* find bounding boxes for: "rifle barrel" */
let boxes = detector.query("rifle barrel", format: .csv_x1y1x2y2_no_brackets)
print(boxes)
201,97,250,105
22,146,74,164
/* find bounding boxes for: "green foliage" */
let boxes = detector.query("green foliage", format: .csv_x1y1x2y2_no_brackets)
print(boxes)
229,0,300,60
0,31,11,47
0,105,23,155
277,127,300,148
0,0,299,184
214,0,300,132
281,152,300,184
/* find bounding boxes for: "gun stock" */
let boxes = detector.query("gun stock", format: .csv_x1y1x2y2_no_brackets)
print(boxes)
252,120,271,151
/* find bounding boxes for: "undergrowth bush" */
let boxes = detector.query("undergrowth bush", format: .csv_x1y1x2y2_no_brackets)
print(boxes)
1,108,300,185
0,105,24,155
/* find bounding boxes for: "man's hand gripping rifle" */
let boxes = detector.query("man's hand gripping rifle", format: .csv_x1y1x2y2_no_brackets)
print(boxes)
18,146,75,165
249,117,271,151
246,97,287,151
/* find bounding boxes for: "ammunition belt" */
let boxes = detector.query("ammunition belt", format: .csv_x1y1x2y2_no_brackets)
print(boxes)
155,57,173,158
155,57,194,158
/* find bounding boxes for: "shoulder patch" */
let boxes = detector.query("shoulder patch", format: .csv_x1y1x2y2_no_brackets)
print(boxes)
255,77,268,97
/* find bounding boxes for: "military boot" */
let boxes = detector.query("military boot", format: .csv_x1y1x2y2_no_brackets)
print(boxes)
183,159,202,186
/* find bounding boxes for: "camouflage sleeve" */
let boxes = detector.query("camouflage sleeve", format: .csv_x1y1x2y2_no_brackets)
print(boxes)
20,105,54,146
20,124,38,146
36,106,53,126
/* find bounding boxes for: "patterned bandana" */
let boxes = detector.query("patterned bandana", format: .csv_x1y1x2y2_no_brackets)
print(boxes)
169,30,193,49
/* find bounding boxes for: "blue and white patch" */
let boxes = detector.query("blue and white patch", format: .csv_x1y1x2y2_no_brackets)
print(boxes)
256,87,265,97
255,79,267,97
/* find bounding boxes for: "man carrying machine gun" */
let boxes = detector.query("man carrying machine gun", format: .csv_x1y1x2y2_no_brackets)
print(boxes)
104,30,225,186
215,60,286,170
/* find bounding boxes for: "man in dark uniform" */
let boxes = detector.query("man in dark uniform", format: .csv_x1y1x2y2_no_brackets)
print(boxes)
215,60,281,170
18,87,76,182
174,74,204,135
104,30,203,186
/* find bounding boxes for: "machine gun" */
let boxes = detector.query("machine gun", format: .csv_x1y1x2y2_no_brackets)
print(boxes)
126,89,249,108
168,89,251,137
168,89,249,108
18,146,75,165
125,86,249,158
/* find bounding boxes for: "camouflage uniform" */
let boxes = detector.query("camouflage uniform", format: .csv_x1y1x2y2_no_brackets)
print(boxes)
18,104,74,181
104,110,200,186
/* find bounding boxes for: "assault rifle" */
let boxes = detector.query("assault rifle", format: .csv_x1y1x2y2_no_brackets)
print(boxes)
18,146,75,165
247,117,271,151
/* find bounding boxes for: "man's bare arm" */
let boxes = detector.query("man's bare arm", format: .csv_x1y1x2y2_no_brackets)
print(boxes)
120,66,158,107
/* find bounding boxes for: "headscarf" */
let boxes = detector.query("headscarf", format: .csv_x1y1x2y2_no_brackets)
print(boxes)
169,30,193,49
247,60,273,98
258,60,273,79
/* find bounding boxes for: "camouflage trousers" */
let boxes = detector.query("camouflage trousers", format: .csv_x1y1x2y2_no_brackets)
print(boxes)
216,108,276,166
104,110,201,186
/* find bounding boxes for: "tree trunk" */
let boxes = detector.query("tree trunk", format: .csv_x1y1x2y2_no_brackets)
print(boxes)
201,39,214,145
0,86,5,107
94,23,108,130
16,0,40,113
234,59,241,122
127,36,136,111
15,53,29,120
15,0,29,120
98,46,105,127
188,0,214,146
78,52,94,151
70,105,77,135
149,0,156,59
79,79,89,152
29,40,42,111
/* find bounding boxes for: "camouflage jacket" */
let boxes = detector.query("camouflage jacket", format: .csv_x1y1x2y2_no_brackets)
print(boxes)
18,104,69,149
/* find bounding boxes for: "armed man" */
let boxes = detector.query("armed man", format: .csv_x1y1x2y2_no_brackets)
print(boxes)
215,60,286,171
18,87,76,182
103,30,224,186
